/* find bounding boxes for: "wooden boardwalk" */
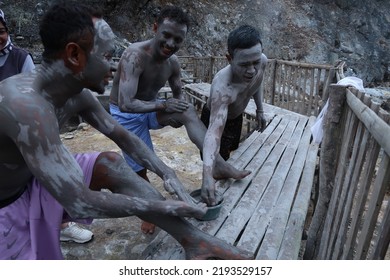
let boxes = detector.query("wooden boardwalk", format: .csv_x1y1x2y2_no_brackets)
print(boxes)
141,83,319,260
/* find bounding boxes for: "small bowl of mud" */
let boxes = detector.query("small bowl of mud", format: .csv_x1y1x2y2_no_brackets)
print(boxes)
190,189,224,221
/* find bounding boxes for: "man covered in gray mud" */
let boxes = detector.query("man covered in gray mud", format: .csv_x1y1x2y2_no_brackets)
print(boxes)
201,25,268,206
0,1,252,260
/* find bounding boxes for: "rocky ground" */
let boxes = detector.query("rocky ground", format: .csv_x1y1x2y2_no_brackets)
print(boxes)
60,124,203,259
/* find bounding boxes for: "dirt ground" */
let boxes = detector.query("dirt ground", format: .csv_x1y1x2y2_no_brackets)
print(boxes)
61,123,203,192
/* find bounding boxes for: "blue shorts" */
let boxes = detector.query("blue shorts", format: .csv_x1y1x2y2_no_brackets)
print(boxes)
109,103,163,172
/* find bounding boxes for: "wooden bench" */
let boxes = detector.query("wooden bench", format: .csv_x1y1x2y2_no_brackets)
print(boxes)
141,83,319,259
184,82,304,136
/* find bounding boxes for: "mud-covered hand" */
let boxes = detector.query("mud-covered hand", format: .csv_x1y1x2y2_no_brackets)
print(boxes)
163,173,201,207
163,98,189,113
201,180,217,206
255,110,267,132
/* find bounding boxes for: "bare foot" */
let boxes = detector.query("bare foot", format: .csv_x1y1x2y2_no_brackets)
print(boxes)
184,235,254,260
213,161,251,180
141,221,156,234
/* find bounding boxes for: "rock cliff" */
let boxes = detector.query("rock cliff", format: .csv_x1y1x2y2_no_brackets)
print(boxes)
2,0,390,86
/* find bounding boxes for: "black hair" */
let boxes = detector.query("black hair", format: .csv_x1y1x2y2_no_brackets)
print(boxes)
0,9,8,32
39,0,94,60
157,6,190,29
86,6,104,19
227,25,262,57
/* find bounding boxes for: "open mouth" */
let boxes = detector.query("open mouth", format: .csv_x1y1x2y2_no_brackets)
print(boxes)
162,47,174,56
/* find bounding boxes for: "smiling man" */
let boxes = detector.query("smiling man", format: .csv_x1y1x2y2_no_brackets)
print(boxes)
109,6,251,234
201,25,268,206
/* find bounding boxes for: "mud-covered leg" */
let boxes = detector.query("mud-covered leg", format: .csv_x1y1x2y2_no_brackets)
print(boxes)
89,152,253,260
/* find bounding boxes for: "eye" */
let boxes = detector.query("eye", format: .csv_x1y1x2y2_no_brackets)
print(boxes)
162,31,172,39
102,49,115,61
253,60,261,66
175,37,183,44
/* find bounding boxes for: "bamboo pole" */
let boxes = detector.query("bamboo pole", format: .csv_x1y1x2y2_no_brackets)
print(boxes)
304,84,347,259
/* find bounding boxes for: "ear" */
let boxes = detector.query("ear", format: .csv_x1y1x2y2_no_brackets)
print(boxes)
63,42,86,73
153,22,158,33
226,53,232,64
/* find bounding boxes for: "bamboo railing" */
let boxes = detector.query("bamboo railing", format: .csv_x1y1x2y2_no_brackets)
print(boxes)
178,56,338,117
305,84,390,259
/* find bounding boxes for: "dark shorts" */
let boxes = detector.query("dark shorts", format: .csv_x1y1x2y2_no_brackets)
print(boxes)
200,105,243,160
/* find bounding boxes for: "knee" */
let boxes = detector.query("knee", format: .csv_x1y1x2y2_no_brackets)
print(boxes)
183,103,199,120
96,151,124,167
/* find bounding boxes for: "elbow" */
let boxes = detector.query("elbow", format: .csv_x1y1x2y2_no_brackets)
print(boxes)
118,101,128,112
61,197,94,220
118,102,131,113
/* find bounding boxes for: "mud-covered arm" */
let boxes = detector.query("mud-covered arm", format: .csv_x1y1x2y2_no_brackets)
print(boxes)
201,85,230,206
162,55,189,113
168,56,185,100
3,97,184,219
116,50,166,113
253,54,268,132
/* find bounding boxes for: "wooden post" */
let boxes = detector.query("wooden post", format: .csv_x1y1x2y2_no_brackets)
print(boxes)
304,84,347,259
209,56,215,83
270,60,277,105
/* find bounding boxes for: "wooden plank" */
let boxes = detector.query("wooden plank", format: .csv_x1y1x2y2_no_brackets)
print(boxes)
275,59,333,69
235,117,300,254
256,117,313,259
330,118,366,259
214,117,296,244
371,174,390,259
278,139,320,259
301,68,309,115
308,68,315,116
142,231,184,260
343,135,381,259
355,154,390,259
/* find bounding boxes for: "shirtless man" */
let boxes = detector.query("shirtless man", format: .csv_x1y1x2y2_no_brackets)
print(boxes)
201,25,268,206
0,1,252,260
109,7,250,232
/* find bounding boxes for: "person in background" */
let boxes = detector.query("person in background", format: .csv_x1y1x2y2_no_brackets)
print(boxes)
0,9,34,79
0,8,93,244
201,25,268,206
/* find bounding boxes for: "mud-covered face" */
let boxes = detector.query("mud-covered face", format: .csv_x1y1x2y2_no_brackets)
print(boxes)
0,21,8,50
154,19,187,58
230,43,263,83
83,19,115,94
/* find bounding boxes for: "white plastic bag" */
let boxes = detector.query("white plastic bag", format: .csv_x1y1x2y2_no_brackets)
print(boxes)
310,77,364,144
